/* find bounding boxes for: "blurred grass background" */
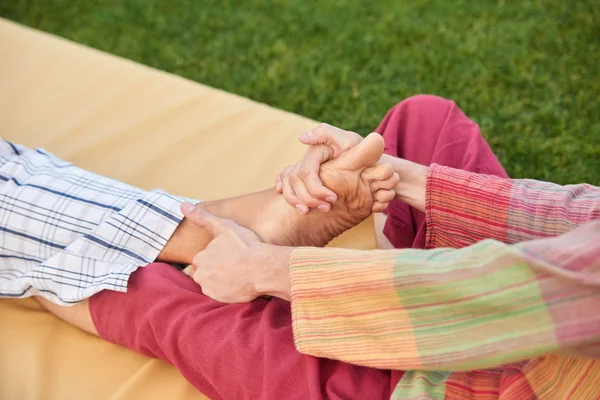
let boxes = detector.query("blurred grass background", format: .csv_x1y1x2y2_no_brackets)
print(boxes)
1,0,598,184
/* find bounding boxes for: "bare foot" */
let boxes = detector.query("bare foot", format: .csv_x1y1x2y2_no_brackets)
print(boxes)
201,133,389,247
314,133,389,244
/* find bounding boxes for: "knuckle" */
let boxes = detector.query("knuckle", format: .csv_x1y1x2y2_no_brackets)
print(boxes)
344,129,360,141
281,165,293,174
296,167,312,178
314,123,334,137
384,177,398,189
221,220,234,231
381,163,394,177
191,253,203,266
315,122,331,132
191,270,203,284
383,189,395,201
384,179,397,190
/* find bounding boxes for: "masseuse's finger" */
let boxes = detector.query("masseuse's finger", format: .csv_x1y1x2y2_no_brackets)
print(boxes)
299,123,362,157
276,166,293,194
303,171,337,206
289,174,326,210
374,188,396,204
300,147,338,203
180,202,228,236
370,172,400,192
280,174,309,215
303,171,337,204
362,162,395,182
370,172,400,190
372,201,390,213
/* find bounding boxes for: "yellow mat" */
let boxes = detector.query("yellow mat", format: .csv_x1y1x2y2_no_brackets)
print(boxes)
0,18,375,400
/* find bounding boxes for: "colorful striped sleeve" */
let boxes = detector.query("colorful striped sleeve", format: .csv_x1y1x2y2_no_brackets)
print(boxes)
290,221,600,371
289,166,600,371
425,164,600,248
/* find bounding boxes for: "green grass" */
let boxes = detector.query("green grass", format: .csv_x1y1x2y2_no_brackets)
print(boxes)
1,0,598,184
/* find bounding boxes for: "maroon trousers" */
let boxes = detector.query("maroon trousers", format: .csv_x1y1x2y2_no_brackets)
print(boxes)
89,95,508,400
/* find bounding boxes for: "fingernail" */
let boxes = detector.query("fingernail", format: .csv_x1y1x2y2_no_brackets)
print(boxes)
300,130,313,140
318,204,330,212
325,196,337,203
182,202,195,213
296,204,308,215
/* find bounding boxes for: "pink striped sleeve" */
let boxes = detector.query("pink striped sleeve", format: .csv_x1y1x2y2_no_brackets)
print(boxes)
290,221,600,372
290,167,600,372
425,164,600,249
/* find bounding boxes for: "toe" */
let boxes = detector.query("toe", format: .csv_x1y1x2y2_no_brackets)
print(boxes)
333,132,385,172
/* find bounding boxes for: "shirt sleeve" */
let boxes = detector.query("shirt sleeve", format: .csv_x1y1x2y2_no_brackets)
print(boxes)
0,140,191,305
290,221,600,371
425,164,600,248
290,166,600,371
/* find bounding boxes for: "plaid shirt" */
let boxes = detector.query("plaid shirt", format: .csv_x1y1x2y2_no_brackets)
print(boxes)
0,140,186,305
290,165,600,399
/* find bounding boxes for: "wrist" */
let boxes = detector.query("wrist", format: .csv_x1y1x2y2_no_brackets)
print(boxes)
380,154,428,212
252,244,293,301
158,215,212,264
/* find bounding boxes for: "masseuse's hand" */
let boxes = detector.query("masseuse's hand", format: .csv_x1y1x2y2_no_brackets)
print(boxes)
275,123,397,214
181,202,292,303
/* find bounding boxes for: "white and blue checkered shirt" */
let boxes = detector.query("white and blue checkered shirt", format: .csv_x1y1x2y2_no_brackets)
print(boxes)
0,139,187,305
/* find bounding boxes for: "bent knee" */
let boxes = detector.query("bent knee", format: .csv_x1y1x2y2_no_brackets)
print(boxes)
380,94,457,136
390,94,455,116
377,94,459,156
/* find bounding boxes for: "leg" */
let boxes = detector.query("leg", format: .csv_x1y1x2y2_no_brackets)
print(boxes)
374,95,509,249
89,263,390,400
37,134,394,399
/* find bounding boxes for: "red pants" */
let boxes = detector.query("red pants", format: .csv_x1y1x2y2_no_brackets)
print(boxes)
90,95,508,400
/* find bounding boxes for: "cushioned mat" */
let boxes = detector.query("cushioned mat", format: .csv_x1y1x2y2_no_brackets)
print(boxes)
0,18,375,400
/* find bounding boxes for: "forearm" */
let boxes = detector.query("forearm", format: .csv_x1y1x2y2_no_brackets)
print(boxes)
289,221,600,371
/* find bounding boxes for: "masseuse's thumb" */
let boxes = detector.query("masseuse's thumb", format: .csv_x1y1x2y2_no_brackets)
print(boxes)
180,202,227,236
299,123,362,157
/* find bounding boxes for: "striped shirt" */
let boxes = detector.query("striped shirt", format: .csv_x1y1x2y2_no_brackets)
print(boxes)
0,139,186,305
290,164,600,399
